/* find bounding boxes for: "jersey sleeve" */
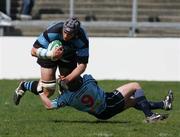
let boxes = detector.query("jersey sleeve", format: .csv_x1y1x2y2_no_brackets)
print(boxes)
76,27,89,64
51,95,68,109
77,47,89,64
33,22,63,49
33,31,50,49
51,98,59,109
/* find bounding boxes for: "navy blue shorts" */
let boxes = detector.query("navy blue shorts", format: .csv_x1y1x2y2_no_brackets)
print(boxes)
92,90,125,120
37,58,77,76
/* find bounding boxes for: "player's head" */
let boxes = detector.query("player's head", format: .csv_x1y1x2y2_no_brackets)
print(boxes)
63,17,80,41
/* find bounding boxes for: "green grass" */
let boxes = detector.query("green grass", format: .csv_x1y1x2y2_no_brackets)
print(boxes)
0,80,180,137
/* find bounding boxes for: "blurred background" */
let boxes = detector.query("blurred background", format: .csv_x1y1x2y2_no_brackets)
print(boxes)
1,0,180,37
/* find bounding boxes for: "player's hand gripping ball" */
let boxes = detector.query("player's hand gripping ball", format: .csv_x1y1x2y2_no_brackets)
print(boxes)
48,40,63,61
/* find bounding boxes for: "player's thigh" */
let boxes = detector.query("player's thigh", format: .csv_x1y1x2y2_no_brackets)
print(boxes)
40,67,57,81
116,82,141,98
58,61,77,76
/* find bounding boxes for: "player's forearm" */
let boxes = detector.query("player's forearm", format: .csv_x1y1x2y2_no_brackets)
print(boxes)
39,93,55,110
31,47,53,59
66,63,87,82
31,47,38,57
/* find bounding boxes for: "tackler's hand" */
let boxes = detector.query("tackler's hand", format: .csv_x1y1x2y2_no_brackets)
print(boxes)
58,75,69,90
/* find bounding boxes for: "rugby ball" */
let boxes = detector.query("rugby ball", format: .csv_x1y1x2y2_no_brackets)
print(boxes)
48,40,63,61
48,40,62,51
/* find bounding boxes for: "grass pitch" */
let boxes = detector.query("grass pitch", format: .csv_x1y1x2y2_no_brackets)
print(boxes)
0,80,180,137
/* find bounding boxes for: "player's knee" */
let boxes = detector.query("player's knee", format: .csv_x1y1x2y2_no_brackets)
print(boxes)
131,82,141,89
41,80,56,95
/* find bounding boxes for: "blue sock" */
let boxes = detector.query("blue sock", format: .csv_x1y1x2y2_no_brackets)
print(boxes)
134,89,154,117
22,81,39,95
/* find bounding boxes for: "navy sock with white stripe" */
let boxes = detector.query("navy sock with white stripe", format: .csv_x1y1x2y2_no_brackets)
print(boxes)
135,101,164,110
148,101,164,109
22,81,39,95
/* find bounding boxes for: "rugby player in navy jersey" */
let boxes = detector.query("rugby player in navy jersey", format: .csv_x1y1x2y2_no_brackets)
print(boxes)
13,17,89,105
38,74,173,123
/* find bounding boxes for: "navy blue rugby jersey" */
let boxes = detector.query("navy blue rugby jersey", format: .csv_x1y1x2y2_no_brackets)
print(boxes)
33,22,89,64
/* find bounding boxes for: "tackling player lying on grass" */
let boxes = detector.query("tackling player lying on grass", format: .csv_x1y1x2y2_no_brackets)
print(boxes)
38,74,174,123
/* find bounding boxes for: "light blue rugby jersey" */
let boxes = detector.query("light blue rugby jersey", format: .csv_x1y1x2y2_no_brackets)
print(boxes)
51,74,106,114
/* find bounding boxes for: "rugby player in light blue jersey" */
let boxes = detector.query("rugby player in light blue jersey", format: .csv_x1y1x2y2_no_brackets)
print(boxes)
13,17,89,105
38,74,174,123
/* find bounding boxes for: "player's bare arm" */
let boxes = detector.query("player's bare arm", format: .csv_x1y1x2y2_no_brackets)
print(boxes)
39,92,53,109
31,44,64,60
61,63,87,83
